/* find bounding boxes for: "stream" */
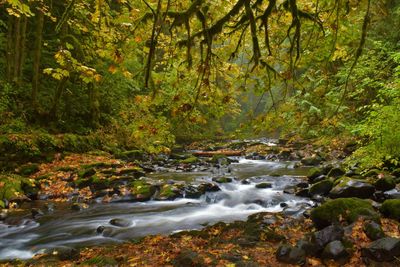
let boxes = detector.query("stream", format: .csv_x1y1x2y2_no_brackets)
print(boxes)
0,158,313,260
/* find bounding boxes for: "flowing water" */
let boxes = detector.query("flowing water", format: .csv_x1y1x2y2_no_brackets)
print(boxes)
0,158,313,260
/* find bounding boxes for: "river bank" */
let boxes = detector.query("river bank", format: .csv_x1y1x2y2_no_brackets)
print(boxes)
1,138,400,266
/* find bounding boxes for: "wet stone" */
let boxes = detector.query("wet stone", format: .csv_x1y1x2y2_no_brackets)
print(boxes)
255,182,272,189
276,244,306,265
363,221,385,241
361,237,400,262
312,225,344,250
110,218,132,227
322,240,350,263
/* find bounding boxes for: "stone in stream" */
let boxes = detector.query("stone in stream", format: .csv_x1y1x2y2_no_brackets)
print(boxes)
31,208,44,218
308,167,324,181
198,182,220,193
329,177,375,199
212,177,233,183
309,179,333,196
374,175,396,192
255,182,272,189
363,221,385,241
71,202,89,211
109,218,132,227
327,167,346,178
301,156,323,166
321,240,350,263
276,244,306,265
361,237,400,262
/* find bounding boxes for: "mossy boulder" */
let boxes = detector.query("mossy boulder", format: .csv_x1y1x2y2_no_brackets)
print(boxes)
17,163,40,176
210,154,229,165
309,179,333,196
380,199,400,221
329,177,375,199
308,167,324,182
156,184,182,200
212,177,233,183
130,180,156,201
374,176,396,192
301,156,323,166
310,198,379,229
0,174,35,206
179,156,199,164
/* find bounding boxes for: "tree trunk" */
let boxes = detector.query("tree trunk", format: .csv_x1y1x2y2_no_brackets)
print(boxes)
6,15,14,83
17,16,28,83
88,83,100,127
32,10,45,109
13,17,21,83
50,77,68,120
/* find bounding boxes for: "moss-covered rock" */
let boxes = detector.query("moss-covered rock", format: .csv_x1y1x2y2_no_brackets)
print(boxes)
179,156,199,164
329,177,375,199
0,174,34,206
308,167,324,181
309,179,333,196
310,198,379,229
380,199,400,221
212,177,233,183
156,184,182,200
130,180,156,201
17,163,40,176
374,176,396,192
210,154,229,165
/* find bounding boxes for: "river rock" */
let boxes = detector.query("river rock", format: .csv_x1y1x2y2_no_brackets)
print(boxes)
0,210,8,220
212,177,233,183
380,199,400,221
297,238,320,256
311,225,344,249
384,189,400,199
198,182,220,193
295,188,310,197
71,203,89,211
329,178,375,199
301,156,323,166
364,221,385,241
110,218,132,227
31,208,44,218
310,198,379,229
49,246,80,261
309,179,333,196
255,182,272,189
172,249,205,267
322,240,350,263
308,168,324,182
374,175,396,191
361,237,400,262
276,244,306,265
184,185,203,198
327,167,346,178
315,175,329,185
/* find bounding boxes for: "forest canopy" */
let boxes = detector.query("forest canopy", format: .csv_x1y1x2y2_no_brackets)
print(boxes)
0,0,399,166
